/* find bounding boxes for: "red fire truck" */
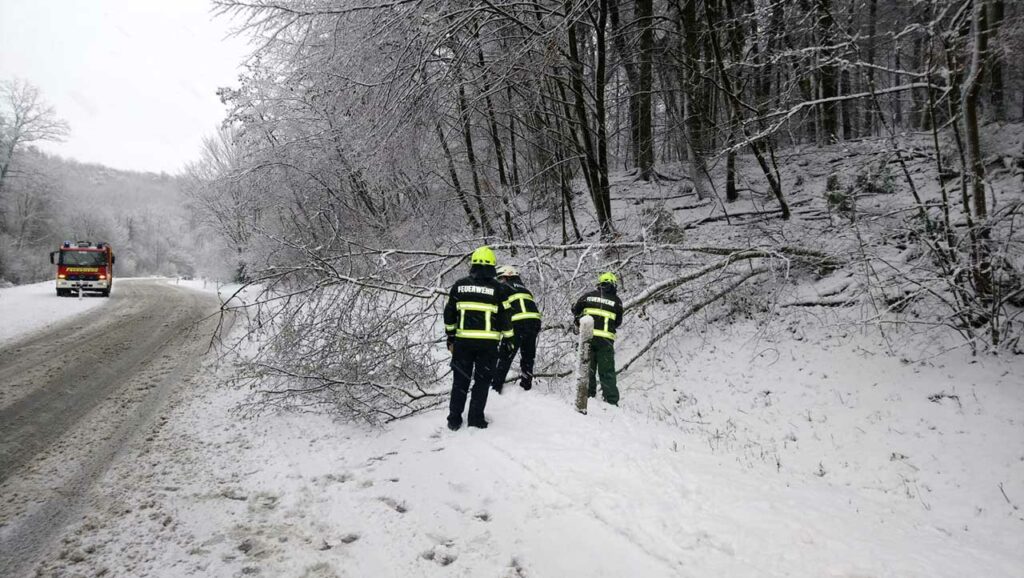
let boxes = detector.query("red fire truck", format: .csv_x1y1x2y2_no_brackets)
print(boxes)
49,241,116,297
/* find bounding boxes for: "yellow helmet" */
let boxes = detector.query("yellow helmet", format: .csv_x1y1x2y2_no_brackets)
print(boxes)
470,246,497,266
598,271,618,285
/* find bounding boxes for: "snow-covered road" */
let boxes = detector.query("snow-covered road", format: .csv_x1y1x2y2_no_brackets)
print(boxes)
0,279,220,577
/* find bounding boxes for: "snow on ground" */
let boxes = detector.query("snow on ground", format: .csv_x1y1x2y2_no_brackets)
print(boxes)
174,278,238,296
40,315,1024,578
0,277,237,347
0,280,108,346
625,314,1024,561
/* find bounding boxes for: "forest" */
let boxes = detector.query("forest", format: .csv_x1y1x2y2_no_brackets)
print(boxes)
180,0,1022,422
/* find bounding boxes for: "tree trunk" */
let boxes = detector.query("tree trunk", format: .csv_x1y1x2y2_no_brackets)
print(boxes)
655,38,684,163
435,123,481,234
962,0,992,301
506,86,522,200
574,315,594,414
726,150,738,202
705,0,790,218
475,38,516,247
724,0,745,202
560,158,583,241
864,0,877,135
457,79,495,237
608,0,640,169
566,0,613,236
841,0,856,138
893,41,903,127
554,78,596,202
636,0,655,180
680,0,711,200
988,0,1006,119
595,0,612,227
817,0,838,141
542,79,584,242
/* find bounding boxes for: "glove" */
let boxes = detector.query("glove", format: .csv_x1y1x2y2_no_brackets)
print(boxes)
500,339,515,355
446,337,454,353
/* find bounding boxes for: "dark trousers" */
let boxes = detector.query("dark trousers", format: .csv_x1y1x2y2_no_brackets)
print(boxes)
587,338,619,405
492,328,538,391
449,339,498,426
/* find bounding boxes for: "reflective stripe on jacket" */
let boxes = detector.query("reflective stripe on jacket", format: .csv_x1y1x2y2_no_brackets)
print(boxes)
501,279,542,326
444,273,513,341
572,286,624,341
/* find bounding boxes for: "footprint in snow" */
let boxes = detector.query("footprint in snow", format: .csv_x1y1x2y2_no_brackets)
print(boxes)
247,492,280,513
320,472,353,485
472,511,491,522
421,541,457,566
367,451,398,464
300,561,341,578
501,557,529,578
378,496,408,513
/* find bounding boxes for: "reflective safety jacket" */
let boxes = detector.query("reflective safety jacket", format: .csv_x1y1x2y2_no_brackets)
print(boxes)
572,285,624,341
500,277,542,332
444,273,513,341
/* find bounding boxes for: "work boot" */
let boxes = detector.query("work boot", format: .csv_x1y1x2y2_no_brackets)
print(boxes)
492,383,503,395
447,418,462,431
519,379,532,391
467,419,489,429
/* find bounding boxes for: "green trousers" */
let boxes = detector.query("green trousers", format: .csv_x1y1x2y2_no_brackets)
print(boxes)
587,338,619,405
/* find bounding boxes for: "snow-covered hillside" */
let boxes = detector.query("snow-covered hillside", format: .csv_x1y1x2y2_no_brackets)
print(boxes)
34,313,1024,578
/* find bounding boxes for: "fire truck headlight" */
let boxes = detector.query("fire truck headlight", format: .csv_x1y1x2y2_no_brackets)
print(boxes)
58,274,66,279
99,274,106,280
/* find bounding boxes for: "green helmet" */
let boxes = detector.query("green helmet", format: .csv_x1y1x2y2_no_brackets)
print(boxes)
598,271,618,285
470,246,497,266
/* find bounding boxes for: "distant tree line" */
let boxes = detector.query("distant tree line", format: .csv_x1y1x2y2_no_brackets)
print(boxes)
0,79,208,284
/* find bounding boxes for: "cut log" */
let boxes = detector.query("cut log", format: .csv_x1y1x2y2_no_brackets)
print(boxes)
574,316,594,415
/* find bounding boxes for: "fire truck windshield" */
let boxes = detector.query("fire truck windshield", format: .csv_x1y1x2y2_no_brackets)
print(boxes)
60,251,107,266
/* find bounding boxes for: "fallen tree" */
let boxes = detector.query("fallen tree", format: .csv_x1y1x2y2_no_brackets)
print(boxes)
217,239,839,424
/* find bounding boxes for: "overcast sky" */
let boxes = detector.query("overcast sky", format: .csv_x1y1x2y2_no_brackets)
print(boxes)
0,0,250,174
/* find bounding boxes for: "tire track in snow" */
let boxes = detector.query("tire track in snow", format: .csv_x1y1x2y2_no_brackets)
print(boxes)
0,280,219,577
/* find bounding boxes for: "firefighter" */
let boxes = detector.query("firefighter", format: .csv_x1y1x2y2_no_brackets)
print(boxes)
443,246,512,430
491,265,542,393
571,272,624,406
